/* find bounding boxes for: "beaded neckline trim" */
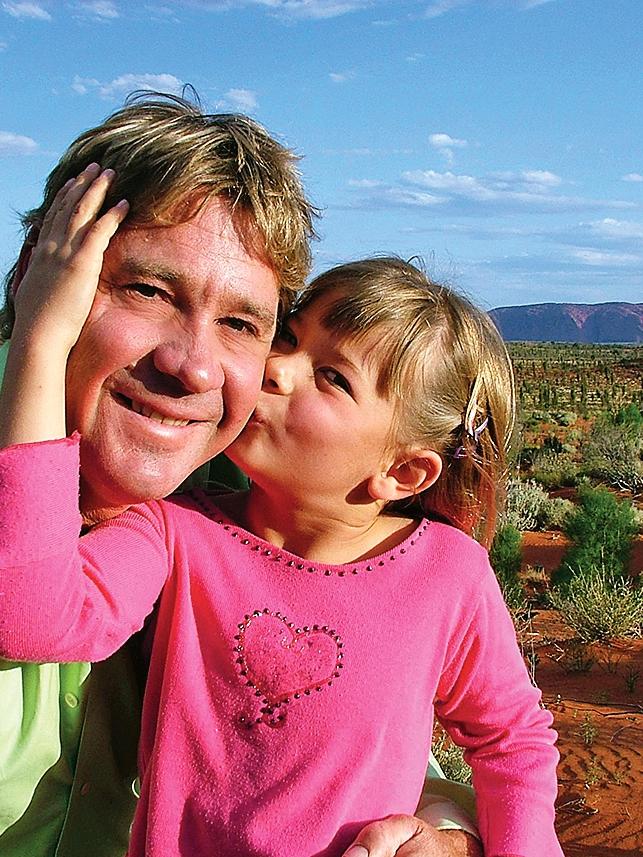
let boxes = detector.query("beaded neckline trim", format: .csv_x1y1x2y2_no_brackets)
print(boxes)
186,490,430,578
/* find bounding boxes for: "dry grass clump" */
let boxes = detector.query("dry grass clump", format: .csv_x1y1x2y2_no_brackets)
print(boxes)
549,565,643,642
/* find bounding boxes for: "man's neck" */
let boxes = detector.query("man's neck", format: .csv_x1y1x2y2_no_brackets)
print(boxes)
79,481,130,527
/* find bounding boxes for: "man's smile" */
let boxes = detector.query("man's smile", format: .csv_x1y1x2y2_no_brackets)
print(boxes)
108,390,220,436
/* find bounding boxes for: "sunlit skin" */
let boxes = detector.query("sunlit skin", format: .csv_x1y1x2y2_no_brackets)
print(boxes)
63,198,280,523
1,169,480,857
224,294,442,563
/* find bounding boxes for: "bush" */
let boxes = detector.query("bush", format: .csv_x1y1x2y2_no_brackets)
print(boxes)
531,450,579,489
549,566,643,642
581,415,643,493
552,486,638,590
431,728,472,785
503,478,550,530
490,524,525,610
541,497,574,530
553,411,578,427
503,478,574,532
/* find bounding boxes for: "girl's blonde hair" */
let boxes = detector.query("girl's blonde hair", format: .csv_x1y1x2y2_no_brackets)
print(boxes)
296,257,515,547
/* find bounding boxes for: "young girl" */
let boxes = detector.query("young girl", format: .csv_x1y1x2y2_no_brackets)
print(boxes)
0,173,563,857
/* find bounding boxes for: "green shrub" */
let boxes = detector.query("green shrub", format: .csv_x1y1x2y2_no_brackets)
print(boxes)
431,729,472,785
541,497,574,530
554,411,578,427
553,486,638,590
549,566,643,642
581,414,643,493
531,450,579,489
490,524,525,610
504,479,574,532
503,478,550,530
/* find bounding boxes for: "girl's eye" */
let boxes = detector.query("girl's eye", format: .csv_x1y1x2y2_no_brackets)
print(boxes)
275,326,297,349
321,368,352,394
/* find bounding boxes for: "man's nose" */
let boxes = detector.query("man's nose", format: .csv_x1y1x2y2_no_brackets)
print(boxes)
152,325,224,394
262,353,297,395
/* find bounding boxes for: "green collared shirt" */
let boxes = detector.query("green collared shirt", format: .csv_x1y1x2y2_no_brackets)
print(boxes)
0,651,140,857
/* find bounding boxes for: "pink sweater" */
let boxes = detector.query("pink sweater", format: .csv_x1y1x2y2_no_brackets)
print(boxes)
0,437,563,857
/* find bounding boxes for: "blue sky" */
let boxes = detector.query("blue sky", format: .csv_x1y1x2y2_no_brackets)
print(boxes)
0,0,641,310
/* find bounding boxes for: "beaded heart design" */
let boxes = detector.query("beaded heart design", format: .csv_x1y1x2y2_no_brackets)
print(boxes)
234,609,344,727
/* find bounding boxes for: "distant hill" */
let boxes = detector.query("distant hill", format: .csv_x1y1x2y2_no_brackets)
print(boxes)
489,302,643,343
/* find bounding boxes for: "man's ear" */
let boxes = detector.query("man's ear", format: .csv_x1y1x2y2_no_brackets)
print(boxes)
11,229,39,295
368,450,443,503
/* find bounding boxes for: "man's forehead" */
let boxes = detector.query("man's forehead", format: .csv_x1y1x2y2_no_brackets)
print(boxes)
104,219,279,327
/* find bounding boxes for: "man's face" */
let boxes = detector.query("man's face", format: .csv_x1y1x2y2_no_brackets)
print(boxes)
64,197,279,519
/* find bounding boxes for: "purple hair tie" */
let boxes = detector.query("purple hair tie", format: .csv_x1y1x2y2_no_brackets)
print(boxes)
453,416,489,459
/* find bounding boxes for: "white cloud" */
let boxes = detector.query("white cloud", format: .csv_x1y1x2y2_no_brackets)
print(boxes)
2,1,51,20
220,88,258,111
520,0,556,8
144,0,560,22
569,248,641,267
422,0,559,20
429,133,467,149
622,172,643,183
405,169,488,196
348,178,382,187
350,167,634,215
585,218,643,242
329,70,355,83
72,73,184,99
0,130,38,154
491,169,562,191
429,132,467,165
518,169,561,187
425,0,471,19
258,0,374,19
177,1,377,20
76,1,119,19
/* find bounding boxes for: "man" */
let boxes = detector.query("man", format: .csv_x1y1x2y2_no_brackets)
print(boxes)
0,94,480,857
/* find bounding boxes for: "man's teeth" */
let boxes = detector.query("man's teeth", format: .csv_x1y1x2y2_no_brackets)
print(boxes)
130,400,190,426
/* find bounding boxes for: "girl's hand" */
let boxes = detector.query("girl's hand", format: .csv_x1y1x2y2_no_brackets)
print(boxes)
342,815,483,857
0,164,128,448
12,162,129,353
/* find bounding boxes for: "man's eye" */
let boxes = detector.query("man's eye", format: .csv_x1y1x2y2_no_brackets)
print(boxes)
321,368,351,394
124,283,164,299
220,317,256,335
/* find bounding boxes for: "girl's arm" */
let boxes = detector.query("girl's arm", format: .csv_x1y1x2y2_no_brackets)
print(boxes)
0,168,169,664
434,565,563,857
0,163,128,447
0,433,172,664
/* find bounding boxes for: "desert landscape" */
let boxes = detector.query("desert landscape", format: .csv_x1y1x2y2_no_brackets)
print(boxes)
434,341,643,856
522,533,642,856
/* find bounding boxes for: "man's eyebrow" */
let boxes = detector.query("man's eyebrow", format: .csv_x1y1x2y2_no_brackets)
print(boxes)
119,258,277,329
119,258,183,285
230,298,277,329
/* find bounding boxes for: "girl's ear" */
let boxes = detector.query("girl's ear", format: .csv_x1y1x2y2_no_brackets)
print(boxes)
368,450,442,503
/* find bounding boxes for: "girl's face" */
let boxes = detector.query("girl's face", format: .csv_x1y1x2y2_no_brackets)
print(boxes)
227,294,399,506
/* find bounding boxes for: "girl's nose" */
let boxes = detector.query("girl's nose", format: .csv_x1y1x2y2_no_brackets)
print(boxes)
262,353,297,395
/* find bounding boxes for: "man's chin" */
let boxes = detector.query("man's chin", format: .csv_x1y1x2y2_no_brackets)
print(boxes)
78,455,205,520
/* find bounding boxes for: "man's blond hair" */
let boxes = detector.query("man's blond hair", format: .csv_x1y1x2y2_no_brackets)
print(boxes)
2,91,317,338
